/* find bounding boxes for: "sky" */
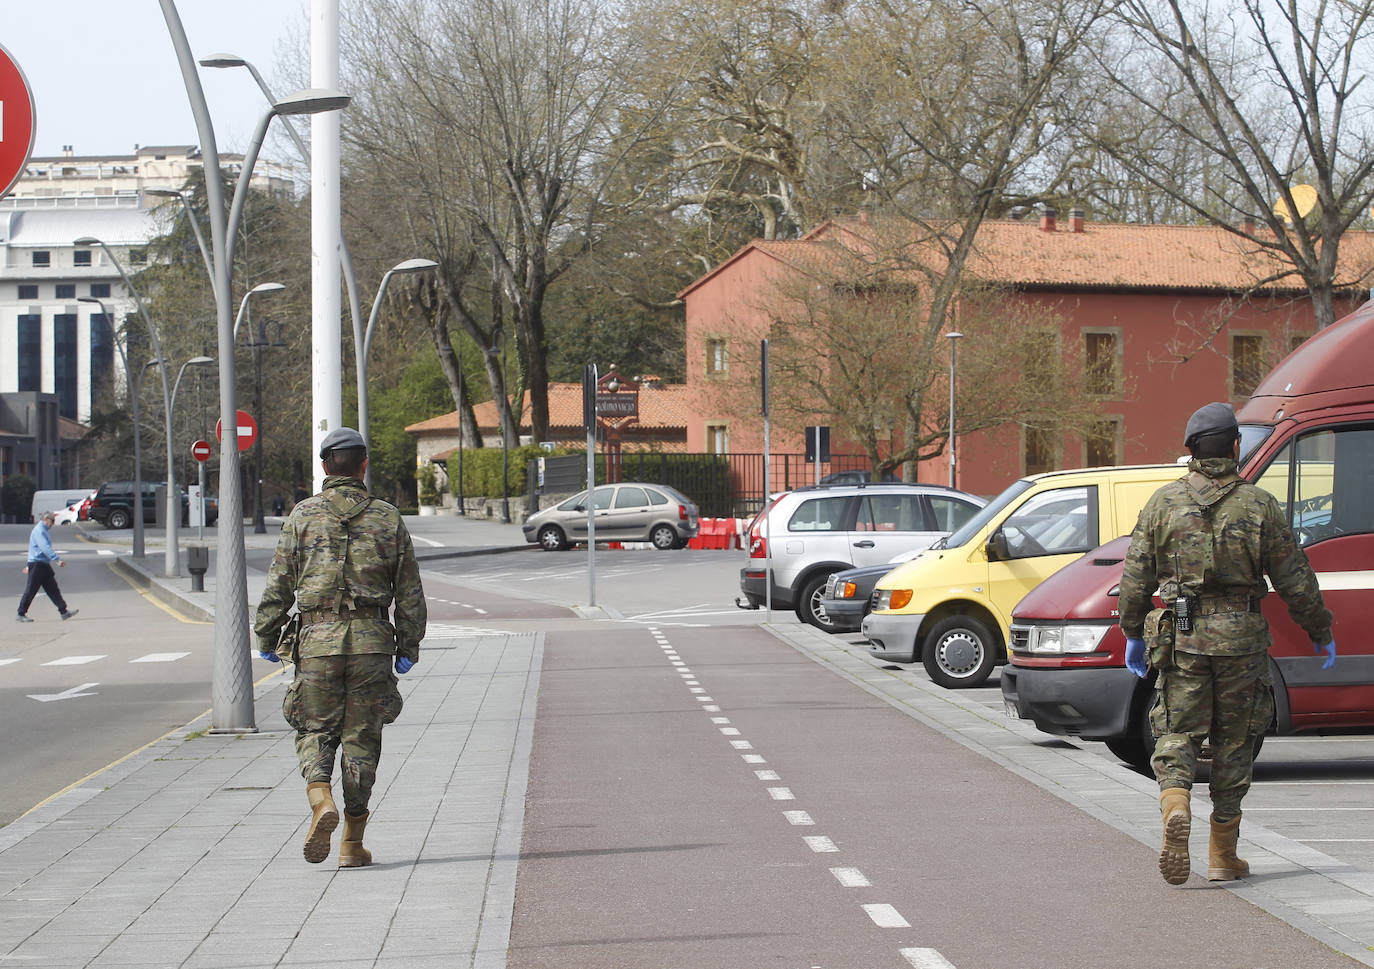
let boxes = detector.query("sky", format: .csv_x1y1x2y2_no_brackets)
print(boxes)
3,1,310,159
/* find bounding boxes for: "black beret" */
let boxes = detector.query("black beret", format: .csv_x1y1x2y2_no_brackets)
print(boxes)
1184,402,1238,447
318,426,366,458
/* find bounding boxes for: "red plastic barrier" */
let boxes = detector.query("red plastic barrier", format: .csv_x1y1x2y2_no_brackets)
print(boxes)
688,519,710,549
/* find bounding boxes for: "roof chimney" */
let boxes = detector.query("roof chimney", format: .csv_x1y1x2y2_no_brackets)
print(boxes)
1040,207,1057,232
1069,208,1085,233
1239,217,1257,236
62,145,73,157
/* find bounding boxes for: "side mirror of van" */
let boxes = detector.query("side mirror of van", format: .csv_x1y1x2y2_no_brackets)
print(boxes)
987,530,1010,562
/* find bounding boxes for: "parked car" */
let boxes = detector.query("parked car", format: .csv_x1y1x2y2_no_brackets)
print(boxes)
736,482,985,630
819,548,930,634
1003,296,1374,767
88,481,219,529
522,482,700,551
863,464,1182,688
30,489,95,525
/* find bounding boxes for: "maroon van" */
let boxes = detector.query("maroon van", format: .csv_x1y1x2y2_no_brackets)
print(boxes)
1002,299,1374,767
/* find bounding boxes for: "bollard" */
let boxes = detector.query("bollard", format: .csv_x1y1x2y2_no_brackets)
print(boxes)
186,544,209,592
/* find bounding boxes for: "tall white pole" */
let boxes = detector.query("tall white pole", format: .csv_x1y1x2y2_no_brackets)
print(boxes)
311,0,343,493
947,331,962,489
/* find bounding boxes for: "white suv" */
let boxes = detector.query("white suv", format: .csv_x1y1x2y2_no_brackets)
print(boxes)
735,482,985,629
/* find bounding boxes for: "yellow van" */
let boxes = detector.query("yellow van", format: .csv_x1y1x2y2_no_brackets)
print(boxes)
862,464,1183,689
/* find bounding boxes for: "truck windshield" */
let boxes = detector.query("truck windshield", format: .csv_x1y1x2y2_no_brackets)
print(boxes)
1238,424,1273,466
941,479,1035,550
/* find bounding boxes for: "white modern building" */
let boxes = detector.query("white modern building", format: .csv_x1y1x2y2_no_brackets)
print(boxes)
0,145,291,486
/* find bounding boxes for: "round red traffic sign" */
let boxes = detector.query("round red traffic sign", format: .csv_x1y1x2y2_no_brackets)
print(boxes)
190,439,212,462
215,410,259,452
0,43,37,201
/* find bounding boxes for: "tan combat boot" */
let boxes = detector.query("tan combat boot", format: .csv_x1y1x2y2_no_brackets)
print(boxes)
303,783,339,864
338,811,372,868
1158,788,1192,885
1208,814,1249,881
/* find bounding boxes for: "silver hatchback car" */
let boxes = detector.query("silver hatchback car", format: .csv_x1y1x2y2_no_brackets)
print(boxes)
522,482,701,551
735,482,985,629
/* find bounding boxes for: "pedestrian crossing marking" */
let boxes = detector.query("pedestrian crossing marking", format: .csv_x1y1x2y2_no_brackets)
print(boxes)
42,655,105,666
0,658,20,667
131,652,191,663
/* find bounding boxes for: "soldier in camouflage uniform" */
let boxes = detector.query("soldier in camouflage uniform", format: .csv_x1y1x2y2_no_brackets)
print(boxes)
1120,402,1335,885
255,427,427,868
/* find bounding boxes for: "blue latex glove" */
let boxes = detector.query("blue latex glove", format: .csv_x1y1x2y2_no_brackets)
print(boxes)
395,656,415,675
1315,640,1336,670
1125,637,1148,678
258,650,281,663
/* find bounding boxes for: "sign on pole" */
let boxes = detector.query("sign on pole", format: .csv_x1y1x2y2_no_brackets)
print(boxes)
0,43,37,201
191,439,213,462
215,410,259,452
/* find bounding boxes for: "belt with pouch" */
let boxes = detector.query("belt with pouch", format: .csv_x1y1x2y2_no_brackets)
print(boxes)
1195,594,1262,616
300,605,390,626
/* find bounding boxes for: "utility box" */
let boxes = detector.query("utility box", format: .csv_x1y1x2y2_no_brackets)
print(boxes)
186,544,209,592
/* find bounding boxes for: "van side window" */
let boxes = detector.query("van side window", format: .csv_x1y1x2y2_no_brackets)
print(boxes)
928,495,980,532
999,486,1098,559
1254,426,1374,546
788,496,850,532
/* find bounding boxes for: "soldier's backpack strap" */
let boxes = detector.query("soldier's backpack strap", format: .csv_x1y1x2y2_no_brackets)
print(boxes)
324,489,374,613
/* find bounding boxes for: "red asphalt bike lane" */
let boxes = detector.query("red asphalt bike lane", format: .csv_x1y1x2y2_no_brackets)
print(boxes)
508,624,1361,969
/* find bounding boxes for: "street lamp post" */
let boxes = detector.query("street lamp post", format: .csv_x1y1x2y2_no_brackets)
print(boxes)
246,321,287,533
78,296,146,558
143,188,215,290
359,258,438,491
946,331,963,490
159,0,350,733
75,236,182,577
200,51,362,491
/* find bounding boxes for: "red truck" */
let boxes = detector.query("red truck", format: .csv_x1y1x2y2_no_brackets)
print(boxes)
1001,298,1374,767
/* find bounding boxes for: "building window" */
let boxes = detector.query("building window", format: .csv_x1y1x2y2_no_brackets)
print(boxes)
56,284,76,299
129,249,147,266
32,251,50,267
90,314,115,397
706,338,727,375
1232,334,1265,398
74,250,92,267
90,283,111,298
706,423,728,454
1083,330,1120,397
54,314,78,419
17,284,37,300
1086,418,1120,467
1025,426,1056,475
18,315,42,392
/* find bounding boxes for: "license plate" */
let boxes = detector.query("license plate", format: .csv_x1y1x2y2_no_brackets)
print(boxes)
1003,701,1021,719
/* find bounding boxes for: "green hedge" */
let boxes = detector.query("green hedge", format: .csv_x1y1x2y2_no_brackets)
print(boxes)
447,445,561,499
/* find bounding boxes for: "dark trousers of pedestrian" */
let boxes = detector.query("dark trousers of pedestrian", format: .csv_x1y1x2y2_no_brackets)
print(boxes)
19,562,67,617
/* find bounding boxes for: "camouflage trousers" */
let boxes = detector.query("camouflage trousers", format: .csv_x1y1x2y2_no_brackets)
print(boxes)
1150,649,1274,818
284,653,402,816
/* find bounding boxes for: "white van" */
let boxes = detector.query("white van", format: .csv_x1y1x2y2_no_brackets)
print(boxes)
30,490,93,524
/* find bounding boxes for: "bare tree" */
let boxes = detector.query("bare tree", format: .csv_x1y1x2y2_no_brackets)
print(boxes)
1090,0,1374,329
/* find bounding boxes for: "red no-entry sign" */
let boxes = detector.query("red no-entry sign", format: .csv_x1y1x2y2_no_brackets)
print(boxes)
215,410,259,452
0,43,36,201
190,439,212,462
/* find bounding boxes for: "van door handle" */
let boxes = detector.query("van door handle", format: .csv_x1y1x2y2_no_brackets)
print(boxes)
853,540,875,548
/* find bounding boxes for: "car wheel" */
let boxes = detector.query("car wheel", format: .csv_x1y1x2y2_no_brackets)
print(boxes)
796,574,838,632
107,508,131,530
922,615,999,688
650,524,678,550
537,524,569,551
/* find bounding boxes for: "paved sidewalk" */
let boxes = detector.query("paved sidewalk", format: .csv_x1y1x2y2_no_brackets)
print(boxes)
1,516,540,969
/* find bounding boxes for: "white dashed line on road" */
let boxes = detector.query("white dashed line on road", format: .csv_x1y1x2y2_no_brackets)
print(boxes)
766,787,795,800
783,810,814,825
0,658,21,667
803,835,839,853
720,727,741,736
829,867,872,888
901,947,959,969
42,655,105,666
863,904,911,928
131,652,191,663
754,769,780,780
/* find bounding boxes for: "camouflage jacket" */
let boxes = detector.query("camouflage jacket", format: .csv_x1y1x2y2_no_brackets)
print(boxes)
254,475,427,661
1119,457,1331,655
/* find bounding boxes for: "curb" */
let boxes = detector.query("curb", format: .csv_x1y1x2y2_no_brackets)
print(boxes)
109,555,214,622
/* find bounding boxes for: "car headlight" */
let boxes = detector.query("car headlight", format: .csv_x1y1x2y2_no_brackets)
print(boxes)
1023,624,1109,654
873,589,913,611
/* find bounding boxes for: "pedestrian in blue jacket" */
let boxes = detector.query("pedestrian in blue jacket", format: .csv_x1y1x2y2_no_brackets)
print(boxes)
17,511,78,622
